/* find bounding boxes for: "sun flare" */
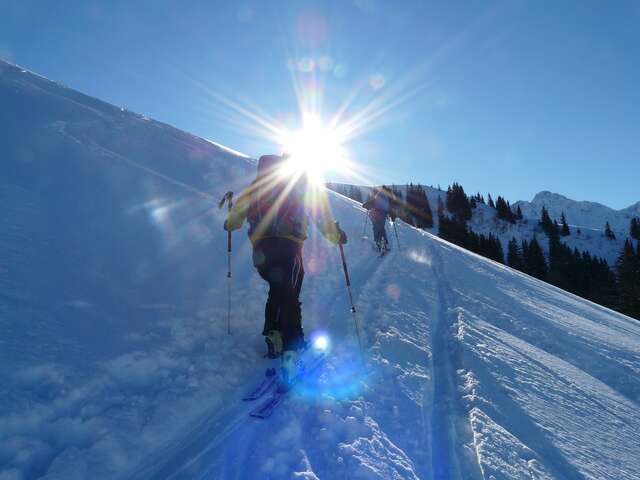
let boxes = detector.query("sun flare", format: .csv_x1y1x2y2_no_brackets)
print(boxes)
279,114,348,184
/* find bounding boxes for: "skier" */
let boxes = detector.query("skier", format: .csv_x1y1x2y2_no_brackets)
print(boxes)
363,188,395,253
224,154,347,383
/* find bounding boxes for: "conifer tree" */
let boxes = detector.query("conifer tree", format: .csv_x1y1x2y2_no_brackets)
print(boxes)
507,237,524,270
446,183,472,221
415,185,434,228
488,194,495,208
630,218,640,241
616,239,640,318
604,221,616,240
516,205,523,220
523,237,547,280
405,184,433,228
495,196,516,223
539,207,556,236
390,185,404,220
437,195,445,217
560,212,570,236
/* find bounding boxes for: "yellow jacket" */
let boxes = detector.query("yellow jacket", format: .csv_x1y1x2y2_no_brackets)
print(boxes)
225,178,343,245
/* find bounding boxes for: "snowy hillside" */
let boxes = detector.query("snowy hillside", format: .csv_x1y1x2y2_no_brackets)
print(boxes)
2,59,640,480
515,191,640,235
329,183,638,266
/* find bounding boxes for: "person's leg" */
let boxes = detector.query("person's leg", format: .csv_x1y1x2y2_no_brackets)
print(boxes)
372,224,381,246
278,240,305,351
373,217,385,251
253,240,280,336
368,211,379,245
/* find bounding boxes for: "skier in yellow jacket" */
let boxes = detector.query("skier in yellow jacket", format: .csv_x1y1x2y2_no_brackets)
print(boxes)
224,154,347,379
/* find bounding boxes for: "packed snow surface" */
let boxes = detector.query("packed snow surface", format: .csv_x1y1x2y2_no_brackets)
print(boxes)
2,59,640,480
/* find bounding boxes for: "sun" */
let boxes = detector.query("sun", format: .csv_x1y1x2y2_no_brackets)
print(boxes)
279,114,348,184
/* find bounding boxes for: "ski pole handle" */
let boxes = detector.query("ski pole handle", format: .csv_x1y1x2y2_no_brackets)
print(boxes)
218,191,233,209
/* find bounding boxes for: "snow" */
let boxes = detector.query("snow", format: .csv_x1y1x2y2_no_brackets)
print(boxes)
515,191,640,234
2,58,640,480
332,183,638,265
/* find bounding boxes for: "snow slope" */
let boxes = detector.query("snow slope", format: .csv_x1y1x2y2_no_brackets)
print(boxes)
2,59,640,480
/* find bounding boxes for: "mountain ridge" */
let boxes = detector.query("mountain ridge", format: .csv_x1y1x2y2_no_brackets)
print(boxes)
514,189,639,235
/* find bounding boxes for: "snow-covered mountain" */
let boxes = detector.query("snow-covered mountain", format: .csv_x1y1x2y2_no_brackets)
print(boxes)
514,191,640,236
3,59,640,480
330,183,638,266
468,194,636,267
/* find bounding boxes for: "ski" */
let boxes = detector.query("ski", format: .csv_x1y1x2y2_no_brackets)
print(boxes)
249,352,326,419
242,367,278,401
249,389,287,419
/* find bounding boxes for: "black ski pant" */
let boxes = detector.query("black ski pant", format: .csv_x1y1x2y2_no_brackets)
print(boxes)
371,217,388,249
252,238,305,351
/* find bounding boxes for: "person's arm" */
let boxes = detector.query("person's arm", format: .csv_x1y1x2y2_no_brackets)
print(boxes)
224,186,252,231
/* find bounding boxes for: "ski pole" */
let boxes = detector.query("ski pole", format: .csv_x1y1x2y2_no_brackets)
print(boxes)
392,220,400,251
336,224,364,358
218,191,234,334
361,212,369,237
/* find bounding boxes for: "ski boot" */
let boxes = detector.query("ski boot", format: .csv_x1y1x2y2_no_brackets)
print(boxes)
265,330,283,359
279,350,303,391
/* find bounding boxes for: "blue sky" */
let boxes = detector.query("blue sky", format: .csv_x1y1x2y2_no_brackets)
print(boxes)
2,0,639,208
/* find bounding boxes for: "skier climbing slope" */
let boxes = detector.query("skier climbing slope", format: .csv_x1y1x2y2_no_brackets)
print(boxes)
223,154,347,384
363,186,400,254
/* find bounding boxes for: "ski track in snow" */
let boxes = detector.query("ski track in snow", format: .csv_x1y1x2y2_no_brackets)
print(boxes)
3,59,640,480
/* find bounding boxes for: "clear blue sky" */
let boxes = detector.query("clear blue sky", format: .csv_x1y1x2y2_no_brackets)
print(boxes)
2,0,639,208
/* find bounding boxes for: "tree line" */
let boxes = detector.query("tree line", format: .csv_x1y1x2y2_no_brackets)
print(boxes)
327,181,639,320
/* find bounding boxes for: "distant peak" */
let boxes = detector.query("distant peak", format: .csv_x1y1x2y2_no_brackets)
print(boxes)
623,201,640,214
532,191,568,202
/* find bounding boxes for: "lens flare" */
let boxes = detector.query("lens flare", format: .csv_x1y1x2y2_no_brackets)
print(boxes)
279,114,348,184
313,334,330,351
